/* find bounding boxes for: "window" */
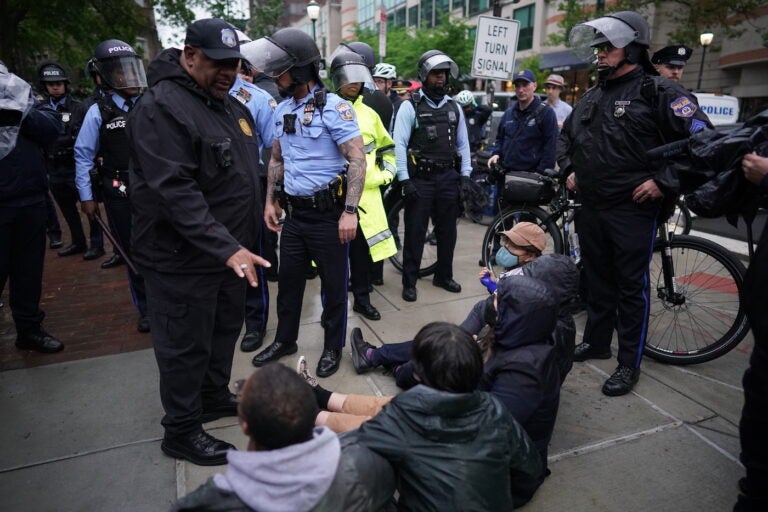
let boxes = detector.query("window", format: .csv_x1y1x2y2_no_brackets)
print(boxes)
513,4,535,51
420,0,434,28
408,5,418,27
453,0,466,16
394,7,406,27
468,0,488,16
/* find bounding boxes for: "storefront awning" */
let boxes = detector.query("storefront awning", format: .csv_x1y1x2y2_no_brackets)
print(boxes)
539,50,594,72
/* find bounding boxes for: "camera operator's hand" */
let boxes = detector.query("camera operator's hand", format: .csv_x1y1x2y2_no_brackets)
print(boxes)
400,179,419,201
743,152,768,187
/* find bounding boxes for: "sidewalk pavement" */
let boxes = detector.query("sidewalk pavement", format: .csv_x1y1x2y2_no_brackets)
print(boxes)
0,218,751,511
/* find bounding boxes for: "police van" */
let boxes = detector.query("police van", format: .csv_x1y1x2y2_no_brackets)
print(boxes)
693,92,740,126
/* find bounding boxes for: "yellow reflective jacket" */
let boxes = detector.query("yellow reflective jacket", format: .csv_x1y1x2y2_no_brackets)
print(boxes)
352,95,397,262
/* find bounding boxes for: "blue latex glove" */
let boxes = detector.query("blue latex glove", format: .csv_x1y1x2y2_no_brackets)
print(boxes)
480,273,497,293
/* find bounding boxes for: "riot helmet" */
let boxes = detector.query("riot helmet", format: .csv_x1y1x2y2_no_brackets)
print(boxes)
243,28,320,83
330,51,373,100
37,61,69,84
88,39,147,91
343,42,376,69
417,50,459,82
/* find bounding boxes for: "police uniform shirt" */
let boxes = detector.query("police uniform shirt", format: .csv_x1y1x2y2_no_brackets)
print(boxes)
74,93,137,201
273,84,361,196
393,94,472,182
229,75,276,155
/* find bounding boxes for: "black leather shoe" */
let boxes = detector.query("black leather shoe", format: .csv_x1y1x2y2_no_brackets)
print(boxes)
57,244,86,257
433,278,462,293
83,246,106,260
201,393,239,423
573,342,612,362
49,235,63,249
252,341,298,367
240,330,265,352
137,316,151,333
317,348,341,378
16,329,64,353
602,365,640,396
101,253,124,269
161,431,235,466
371,278,384,286
402,287,417,302
353,303,381,321
350,327,376,374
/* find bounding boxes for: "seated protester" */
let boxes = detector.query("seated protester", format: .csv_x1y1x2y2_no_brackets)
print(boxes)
352,222,578,384
303,315,554,508
171,364,395,512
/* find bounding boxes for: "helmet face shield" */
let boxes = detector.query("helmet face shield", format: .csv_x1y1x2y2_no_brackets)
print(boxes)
96,56,147,90
420,54,459,80
241,38,296,78
331,62,373,91
569,16,639,58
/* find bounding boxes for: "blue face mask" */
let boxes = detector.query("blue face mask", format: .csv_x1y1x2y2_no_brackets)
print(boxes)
495,246,519,268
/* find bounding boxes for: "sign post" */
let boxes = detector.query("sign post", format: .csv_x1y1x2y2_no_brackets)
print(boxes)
471,16,520,81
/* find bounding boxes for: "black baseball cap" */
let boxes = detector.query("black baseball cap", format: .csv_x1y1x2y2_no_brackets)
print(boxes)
185,18,245,61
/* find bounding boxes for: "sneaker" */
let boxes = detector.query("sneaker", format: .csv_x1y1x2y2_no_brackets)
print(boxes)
296,356,318,388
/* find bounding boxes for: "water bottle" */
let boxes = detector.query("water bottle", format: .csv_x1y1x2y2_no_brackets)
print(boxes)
569,232,581,264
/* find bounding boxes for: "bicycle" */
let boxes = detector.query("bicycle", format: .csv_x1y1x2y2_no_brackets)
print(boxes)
478,167,749,365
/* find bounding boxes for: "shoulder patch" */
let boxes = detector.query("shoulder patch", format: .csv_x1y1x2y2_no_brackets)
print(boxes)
268,98,277,110
235,87,252,105
239,118,253,137
336,101,355,121
690,118,707,134
670,96,697,118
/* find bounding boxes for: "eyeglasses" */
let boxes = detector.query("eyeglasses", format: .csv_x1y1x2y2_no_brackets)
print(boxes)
593,42,616,54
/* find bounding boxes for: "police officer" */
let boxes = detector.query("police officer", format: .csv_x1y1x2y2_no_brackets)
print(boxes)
235,39,278,352
454,90,492,153
338,42,393,131
128,18,270,466
74,39,149,332
247,28,366,377
394,50,472,302
559,11,712,396
331,50,397,321
651,45,693,83
37,60,105,260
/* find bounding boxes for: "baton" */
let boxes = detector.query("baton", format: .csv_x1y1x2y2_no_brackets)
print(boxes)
93,213,140,276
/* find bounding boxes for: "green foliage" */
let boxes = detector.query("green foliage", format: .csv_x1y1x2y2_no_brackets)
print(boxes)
547,0,767,48
516,54,545,85
247,0,284,39
354,14,475,81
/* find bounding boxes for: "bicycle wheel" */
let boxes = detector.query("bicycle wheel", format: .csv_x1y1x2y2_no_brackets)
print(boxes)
644,235,749,365
666,198,693,236
387,197,438,277
480,206,563,278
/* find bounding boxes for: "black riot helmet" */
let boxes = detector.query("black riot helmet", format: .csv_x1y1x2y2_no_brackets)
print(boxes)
343,42,376,69
330,50,373,100
417,50,459,82
88,39,147,91
37,61,69,84
244,28,321,84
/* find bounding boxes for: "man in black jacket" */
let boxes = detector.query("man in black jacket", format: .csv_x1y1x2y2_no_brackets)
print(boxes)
559,11,712,396
0,62,64,353
127,18,270,466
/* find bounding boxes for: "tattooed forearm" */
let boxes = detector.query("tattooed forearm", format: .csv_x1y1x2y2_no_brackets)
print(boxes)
266,139,285,202
339,135,366,206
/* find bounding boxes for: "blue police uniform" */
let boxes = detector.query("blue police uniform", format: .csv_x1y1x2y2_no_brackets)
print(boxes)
394,92,472,291
271,85,360,353
229,76,276,344
74,92,147,322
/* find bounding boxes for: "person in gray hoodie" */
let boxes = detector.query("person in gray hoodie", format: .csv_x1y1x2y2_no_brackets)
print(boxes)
171,363,395,512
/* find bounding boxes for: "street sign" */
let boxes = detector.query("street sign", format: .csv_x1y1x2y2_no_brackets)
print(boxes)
471,16,520,81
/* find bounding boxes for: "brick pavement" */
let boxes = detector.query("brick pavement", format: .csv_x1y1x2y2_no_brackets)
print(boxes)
0,210,150,371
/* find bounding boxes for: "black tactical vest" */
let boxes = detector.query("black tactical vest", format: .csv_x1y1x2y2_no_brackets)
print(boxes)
408,92,460,164
97,97,132,175
46,96,80,179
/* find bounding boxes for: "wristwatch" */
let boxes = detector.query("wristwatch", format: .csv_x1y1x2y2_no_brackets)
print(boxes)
344,204,358,215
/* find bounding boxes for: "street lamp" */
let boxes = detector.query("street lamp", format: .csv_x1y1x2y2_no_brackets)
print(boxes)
696,31,714,91
307,1,320,42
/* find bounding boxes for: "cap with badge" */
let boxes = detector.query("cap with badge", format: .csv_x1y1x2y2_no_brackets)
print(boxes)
185,18,245,61
512,68,536,84
651,45,693,66
391,78,412,94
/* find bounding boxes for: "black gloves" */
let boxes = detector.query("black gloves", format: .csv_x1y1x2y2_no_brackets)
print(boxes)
400,179,419,200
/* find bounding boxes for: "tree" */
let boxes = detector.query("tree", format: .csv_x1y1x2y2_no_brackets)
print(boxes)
246,0,284,39
354,14,475,81
547,0,768,48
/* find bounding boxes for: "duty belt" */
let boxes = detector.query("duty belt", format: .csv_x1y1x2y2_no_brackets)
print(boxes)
98,168,129,181
285,194,320,210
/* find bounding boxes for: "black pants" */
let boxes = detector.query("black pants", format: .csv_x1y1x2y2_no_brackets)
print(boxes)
244,226,270,333
402,172,460,288
274,207,348,350
0,202,47,333
142,267,245,437
100,180,146,316
737,221,768,510
349,224,373,306
576,202,658,368
49,180,103,249
45,191,61,239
